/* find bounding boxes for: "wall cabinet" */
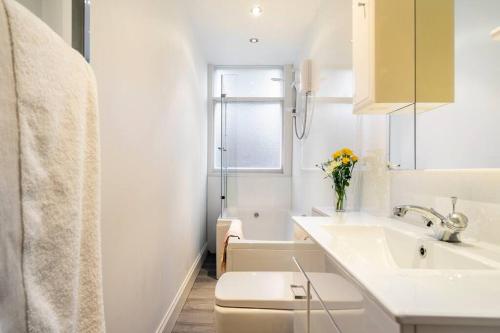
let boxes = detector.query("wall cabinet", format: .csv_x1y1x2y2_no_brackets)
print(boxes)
352,0,454,115
415,0,454,112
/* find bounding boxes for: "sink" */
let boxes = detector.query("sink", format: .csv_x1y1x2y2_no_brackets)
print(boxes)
294,214,500,325
321,224,496,270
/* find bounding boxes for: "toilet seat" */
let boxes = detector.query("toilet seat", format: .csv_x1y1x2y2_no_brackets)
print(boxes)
215,271,363,311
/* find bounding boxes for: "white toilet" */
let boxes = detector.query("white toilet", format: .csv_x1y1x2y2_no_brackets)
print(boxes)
215,271,365,333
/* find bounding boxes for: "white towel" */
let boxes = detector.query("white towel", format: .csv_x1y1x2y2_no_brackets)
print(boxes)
0,0,26,331
3,0,105,332
219,220,244,275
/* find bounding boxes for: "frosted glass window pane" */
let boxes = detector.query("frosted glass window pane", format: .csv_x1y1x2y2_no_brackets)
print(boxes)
214,103,282,169
213,68,283,97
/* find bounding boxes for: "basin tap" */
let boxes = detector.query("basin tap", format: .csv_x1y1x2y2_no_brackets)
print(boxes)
393,197,468,243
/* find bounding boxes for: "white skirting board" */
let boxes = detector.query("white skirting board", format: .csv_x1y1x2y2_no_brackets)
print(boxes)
155,242,208,333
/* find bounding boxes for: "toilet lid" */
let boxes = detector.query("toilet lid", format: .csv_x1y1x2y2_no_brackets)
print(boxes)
215,271,363,311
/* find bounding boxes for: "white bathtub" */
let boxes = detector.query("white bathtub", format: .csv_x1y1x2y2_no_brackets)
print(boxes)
216,208,326,278
223,207,294,240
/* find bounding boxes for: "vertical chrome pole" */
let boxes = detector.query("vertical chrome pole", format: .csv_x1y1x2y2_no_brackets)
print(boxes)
223,99,227,211
220,75,224,217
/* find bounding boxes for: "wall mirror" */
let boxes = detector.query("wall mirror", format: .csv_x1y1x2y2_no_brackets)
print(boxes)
388,105,415,170
16,0,90,61
389,0,500,169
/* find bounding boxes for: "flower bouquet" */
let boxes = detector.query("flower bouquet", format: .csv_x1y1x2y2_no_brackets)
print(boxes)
317,148,359,212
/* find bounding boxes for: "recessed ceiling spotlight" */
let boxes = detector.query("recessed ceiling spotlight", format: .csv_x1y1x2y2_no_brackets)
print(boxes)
249,37,259,43
251,5,263,17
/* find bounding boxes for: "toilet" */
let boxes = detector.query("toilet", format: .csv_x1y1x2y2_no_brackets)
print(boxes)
215,271,365,333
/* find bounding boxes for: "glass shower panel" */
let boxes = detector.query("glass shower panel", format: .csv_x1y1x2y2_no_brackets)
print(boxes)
216,74,233,217
214,102,282,170
214,67,284,218
213,68,283,97
219,99,228,216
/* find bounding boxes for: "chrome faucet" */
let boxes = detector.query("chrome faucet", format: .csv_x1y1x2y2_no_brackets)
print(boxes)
393,197,468,243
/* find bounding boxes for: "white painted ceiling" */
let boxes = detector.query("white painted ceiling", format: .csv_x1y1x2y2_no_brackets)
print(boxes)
184,0,324,65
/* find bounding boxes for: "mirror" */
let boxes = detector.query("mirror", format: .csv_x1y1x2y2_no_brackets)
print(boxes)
390,0,500,169
15,0,90,61
388,105,415,170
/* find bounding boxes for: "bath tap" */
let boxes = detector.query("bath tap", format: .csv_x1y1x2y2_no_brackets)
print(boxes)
393,197,468,243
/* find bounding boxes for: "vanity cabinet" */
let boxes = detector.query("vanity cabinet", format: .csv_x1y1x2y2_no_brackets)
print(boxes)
352,0,454,114
293,213,500,333
291,257,367,333
294,240,500,333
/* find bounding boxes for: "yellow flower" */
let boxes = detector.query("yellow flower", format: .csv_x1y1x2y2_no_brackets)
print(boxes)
342,157,350,164
332,151,341,160
342,148,353,156
351,155,358,162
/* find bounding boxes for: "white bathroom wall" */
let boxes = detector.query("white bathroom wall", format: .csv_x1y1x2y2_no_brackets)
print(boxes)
40,0,71,44
15,0,71,45
390,170,500,245
362,131,500,245
292,0,361,215
15,0,40,15
91,1,207,332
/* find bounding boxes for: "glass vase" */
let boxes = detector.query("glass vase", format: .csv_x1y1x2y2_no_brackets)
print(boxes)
335,189,346,212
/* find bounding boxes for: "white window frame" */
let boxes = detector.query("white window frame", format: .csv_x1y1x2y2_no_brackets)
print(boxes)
207,64,293,176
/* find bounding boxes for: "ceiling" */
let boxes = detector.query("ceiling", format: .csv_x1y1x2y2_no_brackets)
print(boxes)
183,0,324,65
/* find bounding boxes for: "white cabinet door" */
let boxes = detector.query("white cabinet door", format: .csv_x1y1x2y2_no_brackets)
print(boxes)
352,0,372,109
292,257,366,333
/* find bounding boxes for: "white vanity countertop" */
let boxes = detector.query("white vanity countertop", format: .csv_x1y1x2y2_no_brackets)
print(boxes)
293,212,500,326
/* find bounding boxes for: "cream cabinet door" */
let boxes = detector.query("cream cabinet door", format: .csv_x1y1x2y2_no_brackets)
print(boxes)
352,0,453,115
352,0,416,114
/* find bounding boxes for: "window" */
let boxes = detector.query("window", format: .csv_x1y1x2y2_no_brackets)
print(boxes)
209,66,287,173
213,67,284,98
214,102,282,169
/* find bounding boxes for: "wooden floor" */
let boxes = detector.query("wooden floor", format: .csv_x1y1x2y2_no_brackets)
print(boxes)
172,253,217,333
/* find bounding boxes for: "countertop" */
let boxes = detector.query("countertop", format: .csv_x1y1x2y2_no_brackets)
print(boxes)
293,212,500,326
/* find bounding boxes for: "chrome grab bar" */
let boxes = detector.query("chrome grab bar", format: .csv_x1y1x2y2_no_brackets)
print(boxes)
292,256,343,333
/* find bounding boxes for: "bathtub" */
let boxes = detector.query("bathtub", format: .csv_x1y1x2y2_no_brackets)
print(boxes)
216,208,326,278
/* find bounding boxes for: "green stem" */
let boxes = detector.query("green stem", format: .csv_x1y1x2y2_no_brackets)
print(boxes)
336,187,346,211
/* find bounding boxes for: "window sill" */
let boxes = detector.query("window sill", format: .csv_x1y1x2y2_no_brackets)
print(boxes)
207,170,291,178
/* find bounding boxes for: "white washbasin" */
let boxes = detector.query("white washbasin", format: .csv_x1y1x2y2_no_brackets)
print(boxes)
293,213,500,325
321,224,496,270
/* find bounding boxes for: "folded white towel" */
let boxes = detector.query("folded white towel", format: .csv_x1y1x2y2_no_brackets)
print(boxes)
0,0,26,332
3,0,105,332
220,220,244,275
